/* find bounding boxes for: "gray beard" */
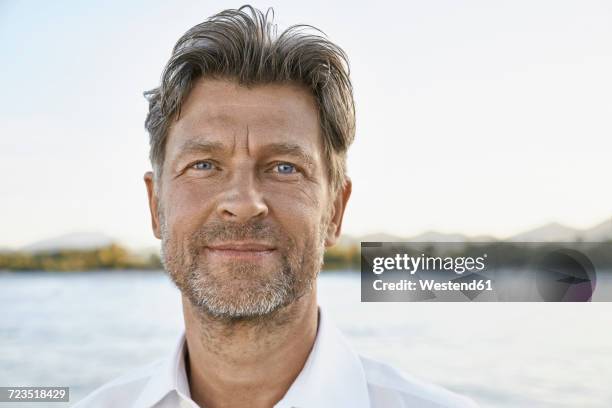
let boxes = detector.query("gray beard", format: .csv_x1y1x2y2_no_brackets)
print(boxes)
159,212,327,324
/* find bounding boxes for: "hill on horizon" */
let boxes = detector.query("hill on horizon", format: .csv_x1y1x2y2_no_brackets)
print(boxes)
6,216,612,254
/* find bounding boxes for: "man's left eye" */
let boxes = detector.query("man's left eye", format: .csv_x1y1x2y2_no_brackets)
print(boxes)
274,163,297,174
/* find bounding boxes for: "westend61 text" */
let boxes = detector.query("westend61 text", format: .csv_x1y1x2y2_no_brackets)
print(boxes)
371,253,487,275
373,279,493,292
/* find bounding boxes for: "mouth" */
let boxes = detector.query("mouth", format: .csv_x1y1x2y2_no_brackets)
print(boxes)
204,241,277,260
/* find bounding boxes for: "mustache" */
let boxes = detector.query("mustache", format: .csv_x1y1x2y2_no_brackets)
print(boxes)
191,219,284,246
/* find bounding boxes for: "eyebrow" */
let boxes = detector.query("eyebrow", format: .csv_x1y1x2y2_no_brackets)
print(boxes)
173,140,316,168
260,142,316,169
175,140,226,157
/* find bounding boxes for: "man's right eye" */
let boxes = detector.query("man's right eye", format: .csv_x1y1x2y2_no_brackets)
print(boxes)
191,161,215,171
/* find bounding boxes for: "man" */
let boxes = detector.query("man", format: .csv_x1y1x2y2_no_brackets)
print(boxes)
75,6,478,408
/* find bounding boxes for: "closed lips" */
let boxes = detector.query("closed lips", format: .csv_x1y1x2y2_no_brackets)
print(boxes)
206,242,276,251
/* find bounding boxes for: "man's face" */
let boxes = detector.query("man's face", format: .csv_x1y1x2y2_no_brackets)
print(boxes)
144,78,350,321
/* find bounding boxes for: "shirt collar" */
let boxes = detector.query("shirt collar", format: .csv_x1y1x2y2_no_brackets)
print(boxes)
274,307,370,408
132,330,191,408
133,306,370,408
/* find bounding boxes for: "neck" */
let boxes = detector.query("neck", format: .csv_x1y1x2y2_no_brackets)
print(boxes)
181,290,319,408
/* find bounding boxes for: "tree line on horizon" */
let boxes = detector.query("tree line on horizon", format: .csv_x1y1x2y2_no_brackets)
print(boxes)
0,243,362,272
2,241,610,272
0,244,162,272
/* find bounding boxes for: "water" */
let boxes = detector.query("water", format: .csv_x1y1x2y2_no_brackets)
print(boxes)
1,270,611,408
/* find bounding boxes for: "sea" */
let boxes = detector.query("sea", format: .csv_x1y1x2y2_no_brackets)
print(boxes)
1,270,611,408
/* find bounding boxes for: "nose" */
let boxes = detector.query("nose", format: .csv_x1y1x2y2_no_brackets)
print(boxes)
216,170,269,222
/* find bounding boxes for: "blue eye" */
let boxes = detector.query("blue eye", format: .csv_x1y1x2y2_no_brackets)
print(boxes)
192,161,214,170
275,163,296,174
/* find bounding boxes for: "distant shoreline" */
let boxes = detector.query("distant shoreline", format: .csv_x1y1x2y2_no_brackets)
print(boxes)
3,241,612,272
0,243,361,272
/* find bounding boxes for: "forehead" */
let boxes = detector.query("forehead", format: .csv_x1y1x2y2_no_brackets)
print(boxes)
165,78,322,158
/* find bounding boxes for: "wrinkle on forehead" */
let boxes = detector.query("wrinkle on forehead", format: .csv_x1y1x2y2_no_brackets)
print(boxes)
175,103,311,141
177,78,319,131
166,79,323,162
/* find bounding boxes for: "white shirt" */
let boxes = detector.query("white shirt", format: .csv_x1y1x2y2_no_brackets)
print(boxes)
73,307,478,408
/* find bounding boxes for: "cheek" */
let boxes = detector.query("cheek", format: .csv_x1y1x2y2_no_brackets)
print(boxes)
262,174,326,212
164,182,219,234
265,187,327,240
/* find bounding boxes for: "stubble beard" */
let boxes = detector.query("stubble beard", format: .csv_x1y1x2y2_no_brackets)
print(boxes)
158,204,329,324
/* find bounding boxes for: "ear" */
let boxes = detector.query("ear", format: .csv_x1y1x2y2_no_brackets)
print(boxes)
144,171,162,240
324,177,352,248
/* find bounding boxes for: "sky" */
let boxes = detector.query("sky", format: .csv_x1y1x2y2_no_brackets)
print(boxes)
1,0,611,249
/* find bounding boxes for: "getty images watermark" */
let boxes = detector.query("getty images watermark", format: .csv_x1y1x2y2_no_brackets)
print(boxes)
361,242,612,302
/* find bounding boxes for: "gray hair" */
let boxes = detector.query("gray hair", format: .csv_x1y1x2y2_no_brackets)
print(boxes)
144,5,355,195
